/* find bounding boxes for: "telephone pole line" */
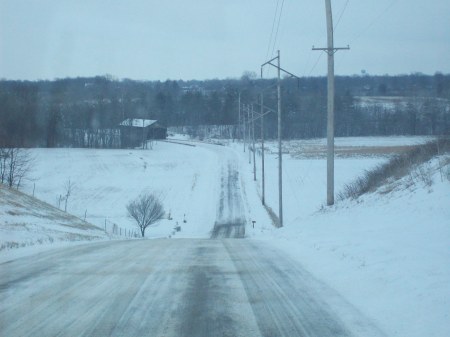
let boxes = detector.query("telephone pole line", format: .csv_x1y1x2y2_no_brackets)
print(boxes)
238,92,241,142
313,0,349,206
276,50,282,227
247,104,251,164
245,97,272,206
251,104,256,181
243,103,246,153
260,93,265,205
261,50,300,227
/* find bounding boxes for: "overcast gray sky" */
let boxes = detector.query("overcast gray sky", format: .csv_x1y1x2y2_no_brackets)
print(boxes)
1,0,449,81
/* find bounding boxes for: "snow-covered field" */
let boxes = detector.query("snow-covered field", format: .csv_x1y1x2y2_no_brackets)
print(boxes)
354,96,450,111
1,135,449,337
20,142,222,239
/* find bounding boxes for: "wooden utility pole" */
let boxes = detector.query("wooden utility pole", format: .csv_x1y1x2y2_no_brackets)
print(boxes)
260,93,265,205
142,119,145,150
243,103,246,153
325,0,335,206
252,104,256,181
313,0,349,206
238,92,241,142
261,50,300,227
247,105,251,164
277,50,283,226
248,95,271,206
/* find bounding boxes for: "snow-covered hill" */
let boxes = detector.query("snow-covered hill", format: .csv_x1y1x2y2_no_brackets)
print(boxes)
0,185,108,257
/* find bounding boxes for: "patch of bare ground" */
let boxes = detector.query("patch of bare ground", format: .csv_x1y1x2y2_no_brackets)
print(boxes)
291,145,416,159
336,145,416,157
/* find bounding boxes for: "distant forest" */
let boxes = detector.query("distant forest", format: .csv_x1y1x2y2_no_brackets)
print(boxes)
0,73,449,147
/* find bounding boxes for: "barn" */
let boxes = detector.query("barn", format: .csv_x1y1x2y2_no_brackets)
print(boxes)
119,119,167,148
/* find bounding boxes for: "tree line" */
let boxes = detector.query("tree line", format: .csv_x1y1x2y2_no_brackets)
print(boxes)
0,72,449,147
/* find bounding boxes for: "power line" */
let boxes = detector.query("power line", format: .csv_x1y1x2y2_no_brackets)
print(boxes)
350,0,398,44
302,50,313,77
265,0,280,61
271,0,286,57
307,53,324,77
334,0,350,31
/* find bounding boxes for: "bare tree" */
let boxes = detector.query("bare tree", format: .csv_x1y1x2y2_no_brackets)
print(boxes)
0,148,9,184
63,179,75,212
126,193,164,237
0,148,33,189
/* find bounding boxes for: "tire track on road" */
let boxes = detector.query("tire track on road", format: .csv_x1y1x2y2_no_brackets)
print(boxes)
211,161,246,239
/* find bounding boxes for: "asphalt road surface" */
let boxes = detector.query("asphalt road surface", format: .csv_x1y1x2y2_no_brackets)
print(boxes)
211,160,246,239
0,239,385,337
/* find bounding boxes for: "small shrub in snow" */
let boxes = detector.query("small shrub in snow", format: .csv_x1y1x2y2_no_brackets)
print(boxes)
0,242,20,250
410,164,434,187
438,157,450,182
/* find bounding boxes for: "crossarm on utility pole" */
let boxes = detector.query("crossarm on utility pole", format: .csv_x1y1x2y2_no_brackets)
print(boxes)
253,102,277,115
244,109,273,124
312,45,350,55
261,55,280,68
266,62,301,80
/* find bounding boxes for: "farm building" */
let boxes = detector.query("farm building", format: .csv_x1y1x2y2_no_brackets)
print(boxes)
119,119,167,148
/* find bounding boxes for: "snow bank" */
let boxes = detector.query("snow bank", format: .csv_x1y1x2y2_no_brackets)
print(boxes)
238,137,450,337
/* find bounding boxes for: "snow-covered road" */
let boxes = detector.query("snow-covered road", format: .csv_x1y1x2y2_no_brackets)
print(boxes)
0,239,384,337
211,158,246,238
